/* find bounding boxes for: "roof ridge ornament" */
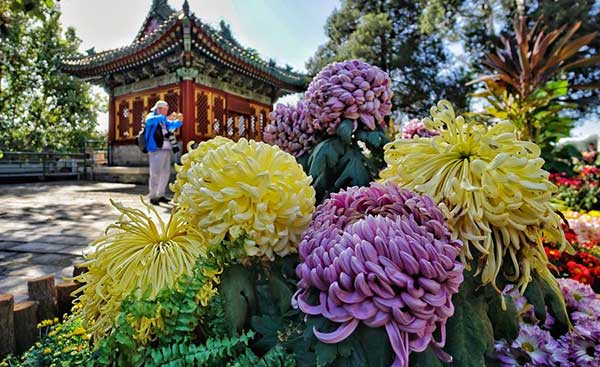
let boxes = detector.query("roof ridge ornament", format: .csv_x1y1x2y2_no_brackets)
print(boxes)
183,0,190,16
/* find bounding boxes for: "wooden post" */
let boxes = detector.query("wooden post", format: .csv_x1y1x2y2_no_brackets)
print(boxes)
0,294,16,357
28,275,57,322
73,264,89,279
108,93,115,165
14,301,38,354
56,282,80,318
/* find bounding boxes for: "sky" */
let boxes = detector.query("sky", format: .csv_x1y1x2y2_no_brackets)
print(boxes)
58,0,339,131
59,0,597,138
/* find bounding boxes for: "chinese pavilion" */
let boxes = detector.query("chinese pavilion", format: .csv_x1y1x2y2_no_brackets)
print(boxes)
61,0,307,165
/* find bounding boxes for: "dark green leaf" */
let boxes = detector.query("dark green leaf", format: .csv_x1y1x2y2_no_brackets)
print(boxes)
409,346,444,367
334,147,371,188
523,276,547,324
269,272,294,315
220,265,256,334
486,294,520,341
336,119,354,145
442,274,494,367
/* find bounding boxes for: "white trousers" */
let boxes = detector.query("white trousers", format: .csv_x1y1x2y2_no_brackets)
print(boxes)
148,150,172,199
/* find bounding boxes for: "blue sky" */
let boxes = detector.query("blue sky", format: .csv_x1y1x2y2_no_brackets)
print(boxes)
59,0,339,131
59,0,597,137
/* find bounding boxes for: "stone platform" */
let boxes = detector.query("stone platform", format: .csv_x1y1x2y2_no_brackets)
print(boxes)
0,181,172,301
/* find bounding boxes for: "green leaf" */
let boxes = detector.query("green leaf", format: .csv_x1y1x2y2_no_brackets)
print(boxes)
355,325,394,367
523,276,547,323
409,346,444,367
269,272,294,315
315,342,338,367
486,294,520,341
355,128,390,149
539,275,570,333
442,274,494,367
221,265,256,334
308,137,345,179
334,147,371,188
336,119,354,145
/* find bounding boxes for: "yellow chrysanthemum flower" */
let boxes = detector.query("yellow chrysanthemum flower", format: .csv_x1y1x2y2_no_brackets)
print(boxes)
381,100,571,292
171,136,233,201
74,200,211,344
175,138,316,259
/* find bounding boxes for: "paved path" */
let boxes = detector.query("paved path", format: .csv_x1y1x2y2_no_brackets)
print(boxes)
0,181,172,301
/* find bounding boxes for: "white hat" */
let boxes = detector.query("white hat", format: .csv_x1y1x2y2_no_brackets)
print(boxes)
151,100,168,111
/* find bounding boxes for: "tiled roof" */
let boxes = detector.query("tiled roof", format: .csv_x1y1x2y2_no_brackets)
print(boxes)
61,1,307,89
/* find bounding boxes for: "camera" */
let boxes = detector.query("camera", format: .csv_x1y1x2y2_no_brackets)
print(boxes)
164,130,180,153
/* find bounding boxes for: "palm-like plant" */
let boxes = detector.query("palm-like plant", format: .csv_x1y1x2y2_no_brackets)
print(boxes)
469,16,600,143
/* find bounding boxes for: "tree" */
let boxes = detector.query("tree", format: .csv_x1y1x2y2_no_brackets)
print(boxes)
306,0,469,117
0,8,106,152
418,0,600,116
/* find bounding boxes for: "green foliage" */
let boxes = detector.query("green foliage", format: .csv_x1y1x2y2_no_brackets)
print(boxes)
440,274,495,367
0,8,105,153
418,0,600,115
221,265,257,335
542,144,582,174
2,314,92,367
474,79,576,151
92,236,248,366
146,331,255,367
307,120,389,202
226,345,296,367
307,0,468,116
0,0,55,37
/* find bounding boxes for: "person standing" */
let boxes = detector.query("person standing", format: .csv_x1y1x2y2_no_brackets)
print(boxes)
144,100,183,205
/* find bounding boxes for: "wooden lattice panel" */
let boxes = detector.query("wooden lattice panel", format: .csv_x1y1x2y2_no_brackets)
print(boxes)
213,95,226,137
164,91,179,114
116,100,132,140
195,90,210,137
132,98,144,135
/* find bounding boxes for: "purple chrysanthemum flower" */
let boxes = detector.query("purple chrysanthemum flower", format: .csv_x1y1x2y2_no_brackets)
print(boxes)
292,183,464,367
566,321,600,367
558,278,597,311
511,324,555,366
264,101,318,157
305,59,393,134
572,299,600,323
401,119,440,139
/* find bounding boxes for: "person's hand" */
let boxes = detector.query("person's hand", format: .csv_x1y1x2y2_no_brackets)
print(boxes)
177,112,184,121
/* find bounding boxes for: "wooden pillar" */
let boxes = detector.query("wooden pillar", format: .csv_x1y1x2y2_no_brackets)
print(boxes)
0,294,16,357
108,94,116,165
28,275,57,322
180,80,195,152
14,301,38,354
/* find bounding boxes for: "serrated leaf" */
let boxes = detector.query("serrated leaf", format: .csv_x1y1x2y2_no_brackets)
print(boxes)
307,137,344,178
269,272,294,314
356,128,390,149
336,119,354,145
443,275,494,367
539,276,570,333
409,346,444,367
334,147,371,188
487,294,520,341
220,265,256,334
315,342,338,367
523,276,547,323
355,325,394,367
